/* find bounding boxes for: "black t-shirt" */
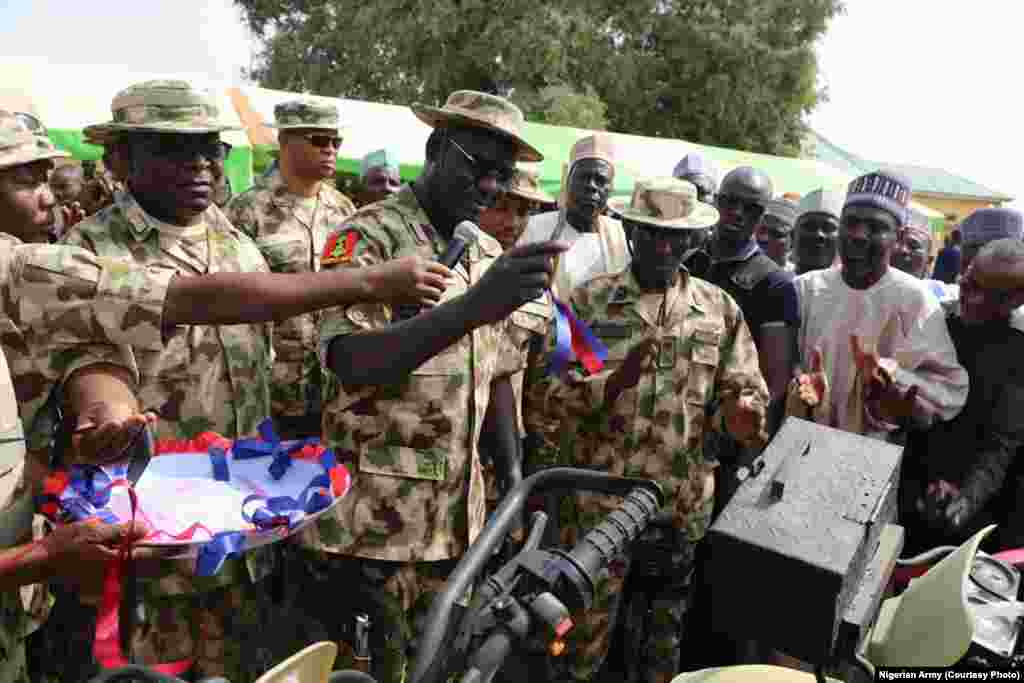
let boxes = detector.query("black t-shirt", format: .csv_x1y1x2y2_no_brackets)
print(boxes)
705,255,800,344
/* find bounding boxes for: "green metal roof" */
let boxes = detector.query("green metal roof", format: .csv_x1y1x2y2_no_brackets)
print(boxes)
807,130,1014,202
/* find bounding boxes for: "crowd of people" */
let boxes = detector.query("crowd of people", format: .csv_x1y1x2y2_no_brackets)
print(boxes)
0,79,1021,683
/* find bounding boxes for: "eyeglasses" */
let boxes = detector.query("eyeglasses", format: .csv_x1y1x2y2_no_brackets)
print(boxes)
448,137,515,186
960,273,1021,305
299,133,343,150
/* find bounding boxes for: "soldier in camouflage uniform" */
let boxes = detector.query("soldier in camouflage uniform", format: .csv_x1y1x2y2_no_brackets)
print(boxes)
0,106,160,683
38,79,317,683
523,178,770,683
225,100,357,439
295,90,563,683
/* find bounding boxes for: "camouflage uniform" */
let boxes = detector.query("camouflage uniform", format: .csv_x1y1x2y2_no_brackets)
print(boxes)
0,243,181,683
298,180,549,683
524,179,768,683
33,80,309,683
224,99,357,431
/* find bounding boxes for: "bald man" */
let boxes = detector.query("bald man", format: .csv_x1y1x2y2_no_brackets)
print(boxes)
902,238,1024,552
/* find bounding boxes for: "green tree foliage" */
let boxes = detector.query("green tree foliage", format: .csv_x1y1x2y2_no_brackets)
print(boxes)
236,0,843,157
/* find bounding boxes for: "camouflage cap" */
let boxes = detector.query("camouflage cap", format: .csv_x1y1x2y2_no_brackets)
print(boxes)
412,90,543,162
360,147,400,177
268,99,343,131
0,109,69,171
505,164,553,204
607,177,719,230
91,80,240,136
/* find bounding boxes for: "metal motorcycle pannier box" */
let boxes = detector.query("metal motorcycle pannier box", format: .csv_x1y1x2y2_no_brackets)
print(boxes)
706,417,902,664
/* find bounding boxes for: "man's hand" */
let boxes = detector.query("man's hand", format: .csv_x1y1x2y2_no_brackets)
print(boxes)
367,255,454,308
794,347,827,408
69,403,158,466
916,480,973,535
463,241,568,326
41,519,149,594
851,335,920,425
60,202,86,228
604,339,658,406
723,392,767,447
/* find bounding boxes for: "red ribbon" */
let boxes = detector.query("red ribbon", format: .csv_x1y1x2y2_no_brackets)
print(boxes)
93,478,193,676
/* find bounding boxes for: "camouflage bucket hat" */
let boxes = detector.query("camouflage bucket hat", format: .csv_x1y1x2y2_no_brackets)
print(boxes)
608,177,720,230
506,165,553,204
412,90,543,163
0,110,69,171
268,99,344,132
94,80,240,135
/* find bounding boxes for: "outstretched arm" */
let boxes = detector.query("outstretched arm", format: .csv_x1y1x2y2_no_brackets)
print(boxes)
162,255,451,326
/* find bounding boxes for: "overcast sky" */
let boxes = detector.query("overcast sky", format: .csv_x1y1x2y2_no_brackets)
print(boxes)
1,0,1019,204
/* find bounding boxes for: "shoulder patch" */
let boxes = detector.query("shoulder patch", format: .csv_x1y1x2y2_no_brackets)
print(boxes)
321,229,361,265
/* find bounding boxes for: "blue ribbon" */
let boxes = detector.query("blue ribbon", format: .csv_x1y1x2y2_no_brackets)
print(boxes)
53,466,120,524
238,450,338,531
195,531,247,577
232,418,318,481
209,442,230,482
548,298,574,376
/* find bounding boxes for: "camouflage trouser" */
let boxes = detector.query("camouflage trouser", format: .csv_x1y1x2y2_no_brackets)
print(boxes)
556,494,697,683
27,552,329,683
282,544,464,683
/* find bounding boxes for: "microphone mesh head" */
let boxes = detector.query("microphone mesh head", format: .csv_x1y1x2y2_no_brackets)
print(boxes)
454,221,482,245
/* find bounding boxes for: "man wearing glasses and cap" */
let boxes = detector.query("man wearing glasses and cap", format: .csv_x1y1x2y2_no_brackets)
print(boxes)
755,198,798,270
226,99,358,440
524,177,767,683
29,79,365,682
298,90,564,683
519,134,631,300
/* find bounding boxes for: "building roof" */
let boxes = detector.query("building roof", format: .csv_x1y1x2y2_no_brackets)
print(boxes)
806,130,1014,203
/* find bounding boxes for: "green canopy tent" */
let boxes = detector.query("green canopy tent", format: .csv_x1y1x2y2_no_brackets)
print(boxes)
0,58,254,194
237,86,943,231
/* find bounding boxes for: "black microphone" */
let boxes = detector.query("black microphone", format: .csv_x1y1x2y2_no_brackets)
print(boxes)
394,221,481,321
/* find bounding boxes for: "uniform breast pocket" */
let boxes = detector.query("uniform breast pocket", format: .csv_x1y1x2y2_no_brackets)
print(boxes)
686,325,723,407
259,236,310,273
357,352,466,483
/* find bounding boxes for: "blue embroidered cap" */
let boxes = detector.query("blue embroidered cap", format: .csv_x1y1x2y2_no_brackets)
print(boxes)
844,170,913,226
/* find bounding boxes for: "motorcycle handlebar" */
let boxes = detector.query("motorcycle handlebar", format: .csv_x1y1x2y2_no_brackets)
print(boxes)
410,467,664,683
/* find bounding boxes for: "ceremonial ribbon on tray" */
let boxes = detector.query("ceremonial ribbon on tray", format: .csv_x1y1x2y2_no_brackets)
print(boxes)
547,295,608,377
36,428,352,673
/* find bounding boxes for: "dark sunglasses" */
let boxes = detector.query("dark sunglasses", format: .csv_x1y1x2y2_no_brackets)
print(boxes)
299,133,343,149
448,137,515,186
138,136,228,162
632,223,695,249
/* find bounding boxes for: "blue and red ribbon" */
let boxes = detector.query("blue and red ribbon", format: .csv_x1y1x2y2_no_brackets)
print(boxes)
232,418,319,480
547,296,608,377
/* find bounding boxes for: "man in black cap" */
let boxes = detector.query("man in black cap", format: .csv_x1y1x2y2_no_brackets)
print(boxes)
687,166,798,429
